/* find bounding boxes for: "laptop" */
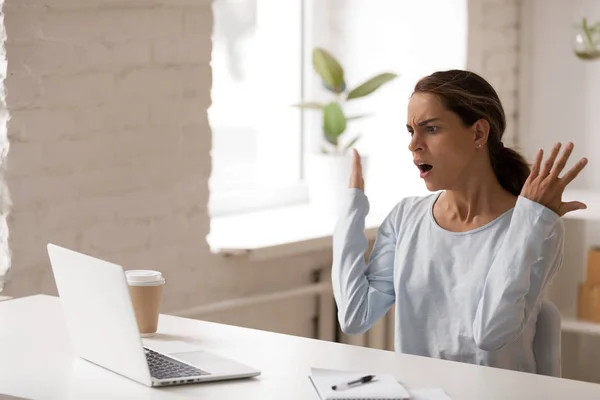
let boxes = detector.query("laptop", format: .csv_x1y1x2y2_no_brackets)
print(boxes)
47,243,261,387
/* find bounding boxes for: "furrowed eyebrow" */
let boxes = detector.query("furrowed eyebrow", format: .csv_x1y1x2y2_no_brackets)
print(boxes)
406,118,440,129
417,118,440,126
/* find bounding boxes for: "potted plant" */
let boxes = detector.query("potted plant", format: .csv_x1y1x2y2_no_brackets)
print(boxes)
294,47,398,213
573,17,600,61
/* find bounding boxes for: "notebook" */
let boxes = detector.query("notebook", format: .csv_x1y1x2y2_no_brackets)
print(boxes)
410,388,452,400
308,367,410,400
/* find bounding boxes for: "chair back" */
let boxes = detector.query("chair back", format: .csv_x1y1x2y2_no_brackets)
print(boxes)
533,300,562,377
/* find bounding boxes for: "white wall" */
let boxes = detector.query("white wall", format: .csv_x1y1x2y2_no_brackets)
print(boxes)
519,0,600,383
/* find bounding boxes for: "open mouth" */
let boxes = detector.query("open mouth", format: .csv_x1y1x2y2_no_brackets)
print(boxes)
417,163,433,173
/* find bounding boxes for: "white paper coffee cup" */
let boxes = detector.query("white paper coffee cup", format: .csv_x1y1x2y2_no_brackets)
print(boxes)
126,270,165,337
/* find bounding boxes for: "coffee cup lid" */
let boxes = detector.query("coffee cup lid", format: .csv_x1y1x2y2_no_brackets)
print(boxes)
125,270,165,286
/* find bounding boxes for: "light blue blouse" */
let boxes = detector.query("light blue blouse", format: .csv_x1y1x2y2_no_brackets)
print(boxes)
331,189,564,373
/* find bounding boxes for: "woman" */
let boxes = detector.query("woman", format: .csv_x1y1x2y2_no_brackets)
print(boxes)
332,69,588,373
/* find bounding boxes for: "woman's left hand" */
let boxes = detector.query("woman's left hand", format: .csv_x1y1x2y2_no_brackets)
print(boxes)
520,142,588,216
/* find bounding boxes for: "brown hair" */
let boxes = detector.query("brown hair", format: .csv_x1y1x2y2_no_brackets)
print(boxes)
412,69,529,197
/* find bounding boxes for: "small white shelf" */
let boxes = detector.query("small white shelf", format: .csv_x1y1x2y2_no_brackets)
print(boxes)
558,189,600,338
559,189,600,336
561,318,600,336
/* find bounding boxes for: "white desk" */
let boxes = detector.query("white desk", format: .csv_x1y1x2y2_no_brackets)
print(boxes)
2,295,600,400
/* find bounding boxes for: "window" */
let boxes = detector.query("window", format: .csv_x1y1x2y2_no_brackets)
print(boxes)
209,0,306,217
209,0,468,217
310,0,468,205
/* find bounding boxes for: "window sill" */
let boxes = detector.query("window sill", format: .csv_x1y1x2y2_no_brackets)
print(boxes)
207,188,428,261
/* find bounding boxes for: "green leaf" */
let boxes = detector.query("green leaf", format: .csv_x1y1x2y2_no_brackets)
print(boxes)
291,102,325,110
346,114,372,122
347,73,398,100
312,48,346,94
323,102,346,145
343,136,360,150
582,17,597,51
573,21,600,32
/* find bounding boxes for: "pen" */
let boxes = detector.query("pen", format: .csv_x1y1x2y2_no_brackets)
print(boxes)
331,374,376,391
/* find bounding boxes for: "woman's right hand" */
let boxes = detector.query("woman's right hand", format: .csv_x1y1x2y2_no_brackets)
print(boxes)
350,149,365,191
520,141,588,216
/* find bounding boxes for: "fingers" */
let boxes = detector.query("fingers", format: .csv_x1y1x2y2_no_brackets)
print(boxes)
539,142,561,178
561,157,588,186
559,201,587,216
523,142,587,215
352,149,363,181
349,149,364,190
528,148,544,181
353,148,362,172
549,142,574,179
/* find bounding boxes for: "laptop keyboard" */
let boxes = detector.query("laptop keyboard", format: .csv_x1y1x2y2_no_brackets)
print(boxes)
144,347,210,380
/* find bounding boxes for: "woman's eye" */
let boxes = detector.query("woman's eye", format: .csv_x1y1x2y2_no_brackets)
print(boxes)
426,126,438,133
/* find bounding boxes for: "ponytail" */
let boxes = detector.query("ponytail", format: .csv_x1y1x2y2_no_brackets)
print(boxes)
489,144,530,197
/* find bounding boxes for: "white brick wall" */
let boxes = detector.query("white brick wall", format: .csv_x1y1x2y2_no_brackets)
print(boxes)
0,0,524,338
467,0,522,149
1,0,217,300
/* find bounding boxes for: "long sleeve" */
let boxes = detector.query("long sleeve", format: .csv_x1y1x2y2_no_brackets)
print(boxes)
473,195,565,351
331,189,397,335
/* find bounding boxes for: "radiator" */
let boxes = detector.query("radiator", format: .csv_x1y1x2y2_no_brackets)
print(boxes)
172,275,395,352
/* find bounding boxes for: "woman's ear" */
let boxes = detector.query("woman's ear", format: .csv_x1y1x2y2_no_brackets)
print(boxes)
473,119,490,147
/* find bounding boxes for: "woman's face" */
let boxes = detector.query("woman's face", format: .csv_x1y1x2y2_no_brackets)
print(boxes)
406,92,484,192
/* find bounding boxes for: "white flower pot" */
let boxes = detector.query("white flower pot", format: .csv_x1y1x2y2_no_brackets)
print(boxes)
304,152,369,215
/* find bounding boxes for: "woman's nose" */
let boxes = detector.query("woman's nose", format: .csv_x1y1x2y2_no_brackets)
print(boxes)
408,133,423,152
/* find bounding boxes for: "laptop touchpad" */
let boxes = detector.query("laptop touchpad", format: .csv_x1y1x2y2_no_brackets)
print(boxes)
170,351,257,376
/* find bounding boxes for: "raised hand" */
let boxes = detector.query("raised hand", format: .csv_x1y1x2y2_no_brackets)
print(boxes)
349,149,364,191
520,142,588,216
